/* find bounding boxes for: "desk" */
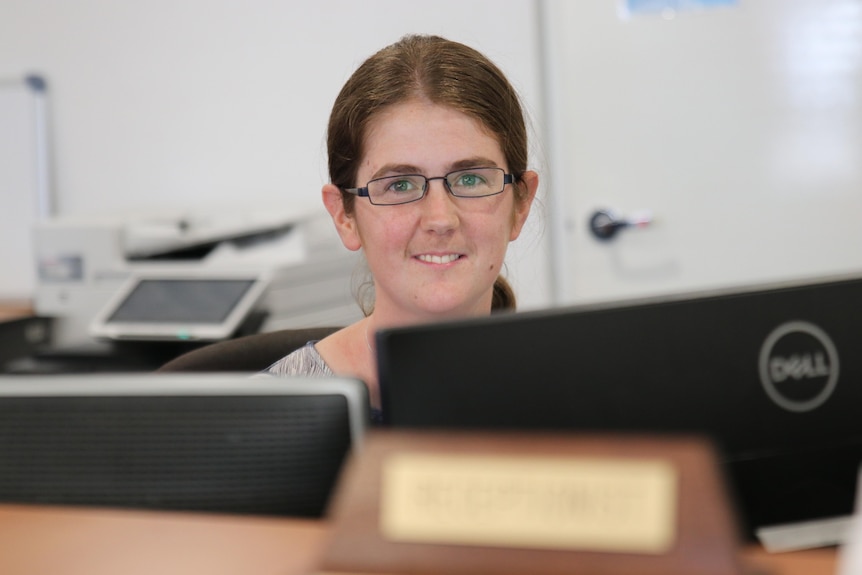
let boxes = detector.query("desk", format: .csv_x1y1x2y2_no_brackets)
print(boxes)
0,504,840,575
0,504,328,575
0,300,32,322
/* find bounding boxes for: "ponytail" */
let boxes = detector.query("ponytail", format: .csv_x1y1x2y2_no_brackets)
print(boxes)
491,275,517,311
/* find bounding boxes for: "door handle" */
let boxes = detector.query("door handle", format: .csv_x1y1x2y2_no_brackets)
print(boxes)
588,209,653,241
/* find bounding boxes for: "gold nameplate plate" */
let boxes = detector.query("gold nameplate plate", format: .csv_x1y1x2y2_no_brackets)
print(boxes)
320,431,742,575
381,453,676,554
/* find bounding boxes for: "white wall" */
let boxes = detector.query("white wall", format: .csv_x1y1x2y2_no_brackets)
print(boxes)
541,0,862,305
0,0,551,309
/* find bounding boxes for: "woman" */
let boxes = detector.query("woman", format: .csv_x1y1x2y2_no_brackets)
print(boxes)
265,35,539,421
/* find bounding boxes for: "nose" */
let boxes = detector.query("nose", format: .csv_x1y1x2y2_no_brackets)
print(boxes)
420,177,459,233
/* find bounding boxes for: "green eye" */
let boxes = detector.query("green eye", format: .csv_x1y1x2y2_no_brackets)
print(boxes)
370,175,425,204
459,174,480,187
390,179,414,193
450,170,491,192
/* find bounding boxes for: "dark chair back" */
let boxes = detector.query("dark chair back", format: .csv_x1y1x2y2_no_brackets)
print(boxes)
157,326,341,372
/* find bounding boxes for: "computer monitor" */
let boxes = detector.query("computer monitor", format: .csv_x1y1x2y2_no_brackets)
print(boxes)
89,268,270,341
0,373,368,517
376,273,862,543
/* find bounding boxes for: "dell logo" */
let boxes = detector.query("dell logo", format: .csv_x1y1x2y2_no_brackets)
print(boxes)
770,352,831,383
758,321,839,413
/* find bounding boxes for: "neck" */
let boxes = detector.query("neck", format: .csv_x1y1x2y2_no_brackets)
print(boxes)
368,298,494,332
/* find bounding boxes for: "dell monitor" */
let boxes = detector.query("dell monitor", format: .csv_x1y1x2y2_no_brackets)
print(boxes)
376,273,862,545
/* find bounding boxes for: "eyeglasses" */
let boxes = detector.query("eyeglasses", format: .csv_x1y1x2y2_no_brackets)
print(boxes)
343,167,514,206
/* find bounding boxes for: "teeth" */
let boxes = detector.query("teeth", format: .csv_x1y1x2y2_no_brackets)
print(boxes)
418,254,460,264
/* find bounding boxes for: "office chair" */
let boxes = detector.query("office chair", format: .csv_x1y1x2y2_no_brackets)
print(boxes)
0,374,368,518
156,326,341,373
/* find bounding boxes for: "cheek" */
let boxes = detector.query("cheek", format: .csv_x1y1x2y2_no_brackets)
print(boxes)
354,208,413,255
479,219,515,271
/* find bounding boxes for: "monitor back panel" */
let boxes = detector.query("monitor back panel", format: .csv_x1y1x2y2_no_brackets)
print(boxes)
377,275,862,534
0,375,368,517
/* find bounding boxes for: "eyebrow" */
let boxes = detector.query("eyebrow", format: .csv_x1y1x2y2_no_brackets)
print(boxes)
370,157,501,180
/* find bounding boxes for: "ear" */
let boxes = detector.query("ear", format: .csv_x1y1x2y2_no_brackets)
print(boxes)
322,183,362,251
509,170,539,241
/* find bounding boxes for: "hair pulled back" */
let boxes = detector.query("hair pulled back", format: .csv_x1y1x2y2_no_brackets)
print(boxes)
328,35,529,311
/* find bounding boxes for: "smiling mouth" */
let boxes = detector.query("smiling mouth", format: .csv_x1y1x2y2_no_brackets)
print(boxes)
417,254,462,264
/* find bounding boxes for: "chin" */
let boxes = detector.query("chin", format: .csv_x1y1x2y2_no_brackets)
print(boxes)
417,298,490,320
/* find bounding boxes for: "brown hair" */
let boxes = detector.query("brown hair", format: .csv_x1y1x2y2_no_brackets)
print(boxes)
328,35,530,312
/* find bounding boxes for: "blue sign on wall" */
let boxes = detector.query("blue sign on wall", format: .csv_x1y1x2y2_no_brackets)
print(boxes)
624,0,737,16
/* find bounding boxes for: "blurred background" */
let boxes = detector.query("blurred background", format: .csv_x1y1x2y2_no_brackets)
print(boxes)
2,0,861,342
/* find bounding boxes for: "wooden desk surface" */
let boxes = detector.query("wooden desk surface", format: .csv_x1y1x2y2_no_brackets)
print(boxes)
0,504,840,575
0,504,329,575
0,300,32,322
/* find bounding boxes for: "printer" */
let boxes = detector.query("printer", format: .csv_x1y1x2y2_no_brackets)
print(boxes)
33,206,363,349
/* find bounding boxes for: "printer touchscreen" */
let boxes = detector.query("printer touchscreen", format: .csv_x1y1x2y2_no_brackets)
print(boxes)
90,271,269,341
105,279,255,324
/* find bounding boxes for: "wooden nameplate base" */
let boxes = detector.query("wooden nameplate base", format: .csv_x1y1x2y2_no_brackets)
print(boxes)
319,430,742,575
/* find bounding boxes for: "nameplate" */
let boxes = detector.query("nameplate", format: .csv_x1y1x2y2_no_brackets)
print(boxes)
381,453,676,554
320,431,742,575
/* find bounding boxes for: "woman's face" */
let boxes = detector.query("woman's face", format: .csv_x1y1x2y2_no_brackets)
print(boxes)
324,99,537,323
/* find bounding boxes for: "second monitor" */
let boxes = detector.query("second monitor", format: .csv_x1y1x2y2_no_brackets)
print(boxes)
376,274,862,542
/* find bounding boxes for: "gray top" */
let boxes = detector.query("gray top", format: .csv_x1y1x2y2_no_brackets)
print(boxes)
263,341,383,425
264,342,333,377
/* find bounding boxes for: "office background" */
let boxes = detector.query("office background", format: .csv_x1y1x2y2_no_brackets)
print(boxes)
0,3,860,563
2,0,861,312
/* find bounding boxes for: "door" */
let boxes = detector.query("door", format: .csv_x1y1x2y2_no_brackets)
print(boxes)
541,0,862,305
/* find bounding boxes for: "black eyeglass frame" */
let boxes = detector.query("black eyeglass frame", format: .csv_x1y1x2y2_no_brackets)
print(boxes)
342,167,515,206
